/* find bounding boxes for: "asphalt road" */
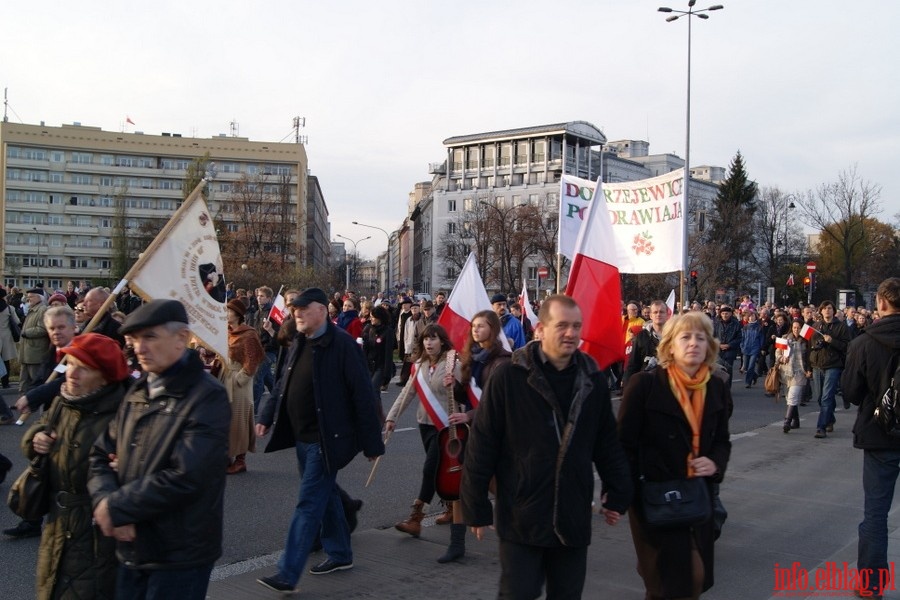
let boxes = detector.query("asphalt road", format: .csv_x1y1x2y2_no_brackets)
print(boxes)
0,375,852,599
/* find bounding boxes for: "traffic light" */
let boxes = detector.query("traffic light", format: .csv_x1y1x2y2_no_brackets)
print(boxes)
803,276,811,292
690,270,698,286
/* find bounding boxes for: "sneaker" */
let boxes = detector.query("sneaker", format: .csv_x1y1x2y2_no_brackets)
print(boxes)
309,558,353,575
815,429,827,439
256,575,297,593
3,520,42,538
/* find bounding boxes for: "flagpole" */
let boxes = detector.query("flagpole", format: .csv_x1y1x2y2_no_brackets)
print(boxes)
555,252,561,294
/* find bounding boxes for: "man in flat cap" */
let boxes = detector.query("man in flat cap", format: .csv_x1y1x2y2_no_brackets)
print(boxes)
16,288,50,393
255,288,384,594
88,299,230,600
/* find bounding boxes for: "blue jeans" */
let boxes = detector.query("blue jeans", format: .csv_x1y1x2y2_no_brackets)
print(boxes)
116,564,213,600
858,448,900,596
813,367,842,431
743,352,759,386
253,351,276,414
277,442,352,586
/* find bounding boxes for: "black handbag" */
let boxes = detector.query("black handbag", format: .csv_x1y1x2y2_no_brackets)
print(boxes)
640,476,711,529
7,399,63,520
8,307,21,343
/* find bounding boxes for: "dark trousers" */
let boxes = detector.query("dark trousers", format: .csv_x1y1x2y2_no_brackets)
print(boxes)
1,359,10,387
116,564,213,600
417,424,440,505
399,358,413,385
498,539,587,600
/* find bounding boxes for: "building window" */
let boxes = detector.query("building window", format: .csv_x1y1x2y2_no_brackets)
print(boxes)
100,176,113,186
547,192,558,209
515,141,528,165
70,259,89,268
72,152,93,164
446,267,458,279
447,199,456,212
447,222,457,235
527,266,538,280
532,140,545,163
499,143,511,167
72,174,92,185
451,149,463,172
512,195,522,206
466,148,479,169
51,151,64,162
529,194,540,206
159,200,176,211
100,155,114,166
47,215,64,225
100,238,112,249
74,216,92,227
483,146,495,168
100,218,112,228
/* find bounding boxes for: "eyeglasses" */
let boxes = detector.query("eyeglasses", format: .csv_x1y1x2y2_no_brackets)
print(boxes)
75,307,85,313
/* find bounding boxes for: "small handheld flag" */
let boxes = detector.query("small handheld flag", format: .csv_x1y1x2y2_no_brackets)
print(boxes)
799,324,817,341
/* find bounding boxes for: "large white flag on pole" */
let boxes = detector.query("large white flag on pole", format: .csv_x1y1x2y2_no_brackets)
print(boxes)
128,180,229,358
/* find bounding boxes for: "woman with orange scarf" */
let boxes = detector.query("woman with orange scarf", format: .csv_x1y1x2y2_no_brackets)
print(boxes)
224,298,265,474
619,312,732,599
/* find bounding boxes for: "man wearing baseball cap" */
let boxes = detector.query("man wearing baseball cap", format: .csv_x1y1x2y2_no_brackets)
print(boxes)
88,299,230,599
255,288,384,593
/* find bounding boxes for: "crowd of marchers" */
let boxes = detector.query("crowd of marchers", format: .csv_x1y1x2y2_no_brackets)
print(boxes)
0,275,897,600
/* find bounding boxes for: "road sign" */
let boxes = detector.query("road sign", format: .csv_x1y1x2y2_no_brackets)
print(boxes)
537,266,549,278
806,262,816,272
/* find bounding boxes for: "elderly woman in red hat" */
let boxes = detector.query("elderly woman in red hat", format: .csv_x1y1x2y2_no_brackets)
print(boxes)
223,298,265,474
22,333,130,600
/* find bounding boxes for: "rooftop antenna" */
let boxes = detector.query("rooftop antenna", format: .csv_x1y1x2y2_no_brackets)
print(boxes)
230,119,239,137
3,87,8,122
293,116,307,145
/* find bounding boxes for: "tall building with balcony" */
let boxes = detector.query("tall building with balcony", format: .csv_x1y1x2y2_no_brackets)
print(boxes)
0,121,323,290
416,122,722,294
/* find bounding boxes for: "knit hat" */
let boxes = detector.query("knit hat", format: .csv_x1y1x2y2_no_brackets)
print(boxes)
48,293,68,306
226,298,247,318
60,333,129,382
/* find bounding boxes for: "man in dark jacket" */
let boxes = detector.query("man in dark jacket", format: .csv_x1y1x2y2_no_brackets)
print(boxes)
810,300,851,438
88,300,230,600
843,278,900,598
461,294,633,599
82,287,125,346
255,288,384,594
713,306,742,387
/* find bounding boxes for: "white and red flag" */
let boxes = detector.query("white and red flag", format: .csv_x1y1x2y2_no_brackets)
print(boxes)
267,287,287,325
665,289,676,317
775,337,790,350
787,273,795,286
799,324,817,341
437,252,510,407
565,178,625,370
518,279,539,328
125,116,135,125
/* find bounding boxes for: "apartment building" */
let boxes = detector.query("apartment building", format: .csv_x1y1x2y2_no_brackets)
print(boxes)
0,120,321,290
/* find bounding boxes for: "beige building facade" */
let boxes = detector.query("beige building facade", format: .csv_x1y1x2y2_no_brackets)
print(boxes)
1,121,314,290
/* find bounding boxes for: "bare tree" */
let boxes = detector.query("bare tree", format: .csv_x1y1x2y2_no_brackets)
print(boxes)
795,165,882,287
748,186,805,288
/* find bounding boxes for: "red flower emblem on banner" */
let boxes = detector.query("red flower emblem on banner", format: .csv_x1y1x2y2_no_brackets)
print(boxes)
632,231,655,256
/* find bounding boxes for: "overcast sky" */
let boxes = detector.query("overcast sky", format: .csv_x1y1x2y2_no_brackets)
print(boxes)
3,0,897,261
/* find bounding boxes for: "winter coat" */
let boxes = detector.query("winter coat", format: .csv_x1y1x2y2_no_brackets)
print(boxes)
625,326,663,380
777,334,811,387
88,350,230,570
336,310,363,340
618,367,732,597
258,321,385,473
386,353,457,427
362,321,396,385
23,382,126,600
223,324,264,456
461,342,633,548
499,312,526,350
809,318,851,370
403,316,426,357
0,302,21,361
843,314,900,450
740,320,764,355
713,317,742,363
18,304,50,364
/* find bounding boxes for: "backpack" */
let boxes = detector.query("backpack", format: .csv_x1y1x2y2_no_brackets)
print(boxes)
873,350,900,437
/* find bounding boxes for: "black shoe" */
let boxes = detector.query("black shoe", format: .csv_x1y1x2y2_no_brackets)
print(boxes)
309,559,353,575
783,420,791,434
256,574,297,593
395,382,405,388
815,429,827,439
0,454,11,485
3,520,42,538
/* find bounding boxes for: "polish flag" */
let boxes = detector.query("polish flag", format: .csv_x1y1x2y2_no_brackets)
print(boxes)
665,289,676,317
787,273,795,287
519,279,539,328
437,252,510,407
126,116,135,125
775,337,789,350
799,323,817,341
267,291,287,326
565,178,624,370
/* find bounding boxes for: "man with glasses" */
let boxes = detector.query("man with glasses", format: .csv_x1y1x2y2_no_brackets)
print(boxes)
625,300,669,382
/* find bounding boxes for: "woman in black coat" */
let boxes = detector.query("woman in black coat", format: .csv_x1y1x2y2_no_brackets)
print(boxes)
362,304,396,396
619,312,732,599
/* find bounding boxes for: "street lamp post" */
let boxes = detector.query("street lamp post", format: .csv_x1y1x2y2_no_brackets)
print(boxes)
32,227,42,286
659,0,723,311
336,234,371,291
352,221,392,291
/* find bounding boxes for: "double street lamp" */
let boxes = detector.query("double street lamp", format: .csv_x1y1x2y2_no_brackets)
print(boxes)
658,0,723,308
336,234,371,291
352,221,392,291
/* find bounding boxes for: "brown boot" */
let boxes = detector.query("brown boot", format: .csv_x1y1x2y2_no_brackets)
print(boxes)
395,500,425,537
435,501,453,525
227,454,247,475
